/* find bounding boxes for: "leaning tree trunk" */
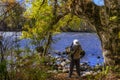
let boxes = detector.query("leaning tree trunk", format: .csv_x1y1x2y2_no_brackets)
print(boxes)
99,27,120,66
98,0,120,66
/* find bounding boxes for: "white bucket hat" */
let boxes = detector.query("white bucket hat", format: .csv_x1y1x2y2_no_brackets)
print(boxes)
73,39,79,45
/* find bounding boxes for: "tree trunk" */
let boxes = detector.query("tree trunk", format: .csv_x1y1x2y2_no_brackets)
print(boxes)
43,32,52,56
93,0,120,66
99,27,120,66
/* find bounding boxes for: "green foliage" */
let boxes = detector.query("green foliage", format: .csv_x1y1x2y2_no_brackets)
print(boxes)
22,0,83,56
90,66,120,80
109,16,117,21
0,60,8,80
1,0,120,79
54,13,82,31
84,66,116,80
92,66,110,79
0,60,7,73
7,50,52,80
22,0,82,39
102,66,110,75
22,1,55,54
23,0,53,38
0,35,52,80
0,1,25,30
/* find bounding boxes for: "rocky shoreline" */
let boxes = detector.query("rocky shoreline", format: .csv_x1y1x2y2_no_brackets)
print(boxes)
45,51,103,77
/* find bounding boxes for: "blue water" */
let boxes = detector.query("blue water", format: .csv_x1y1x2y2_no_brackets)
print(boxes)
1,32,104,66
51,32,104,66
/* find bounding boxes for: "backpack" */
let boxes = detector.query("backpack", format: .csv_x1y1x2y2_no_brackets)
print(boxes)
70,44,85,59
80,50,85,58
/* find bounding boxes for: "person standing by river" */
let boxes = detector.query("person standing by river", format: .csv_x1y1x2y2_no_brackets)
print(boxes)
68,39,83,78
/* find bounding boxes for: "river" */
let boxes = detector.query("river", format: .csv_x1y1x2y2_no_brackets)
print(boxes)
1,32,104,67
51,32,104,67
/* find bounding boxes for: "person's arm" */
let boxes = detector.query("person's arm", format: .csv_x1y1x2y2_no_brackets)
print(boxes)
79,45,85,58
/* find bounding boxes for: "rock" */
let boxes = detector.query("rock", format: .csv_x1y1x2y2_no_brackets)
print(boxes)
62,51,66,55
56,57,63,61
57,52,61,56
58,66,62,70
80,62,88,66
65,59,70,64
61,58,65,61
94,64,102,71
49,51,103,77
53,64,59,70
81,71,94,77
97,56,101,59
61,61,66,67
47,70,58,73
80,62,92,71
62,68,69,73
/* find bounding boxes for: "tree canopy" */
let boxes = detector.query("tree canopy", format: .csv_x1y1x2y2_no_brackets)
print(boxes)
0,0,25,31
23,0,120,65
0,0,120,80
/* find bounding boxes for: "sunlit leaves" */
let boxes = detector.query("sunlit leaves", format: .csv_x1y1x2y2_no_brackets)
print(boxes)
110,16,117,21
54,13,81,31
23,0,53,39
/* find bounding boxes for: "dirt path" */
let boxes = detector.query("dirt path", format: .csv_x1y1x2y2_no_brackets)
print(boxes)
48,72,120,80
48,72,88,80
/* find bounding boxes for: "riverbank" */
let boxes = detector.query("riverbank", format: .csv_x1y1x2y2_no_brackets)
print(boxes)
48,71,120,80
45,54,103,79
46,55,120,80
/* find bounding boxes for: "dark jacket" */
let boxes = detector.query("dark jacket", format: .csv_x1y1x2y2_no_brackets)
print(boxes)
71,44,82,60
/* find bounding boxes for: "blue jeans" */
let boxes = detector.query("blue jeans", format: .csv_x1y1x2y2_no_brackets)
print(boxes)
69,59,80,77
